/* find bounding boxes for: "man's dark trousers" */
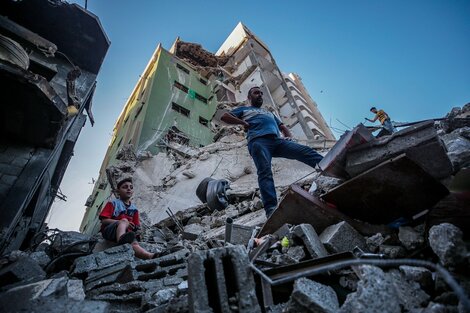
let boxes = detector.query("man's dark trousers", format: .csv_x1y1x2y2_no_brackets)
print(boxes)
247,135,323,216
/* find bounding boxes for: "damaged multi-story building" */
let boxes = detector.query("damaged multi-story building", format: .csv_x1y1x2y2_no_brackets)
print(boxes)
0,0,109,254
80,22,335,235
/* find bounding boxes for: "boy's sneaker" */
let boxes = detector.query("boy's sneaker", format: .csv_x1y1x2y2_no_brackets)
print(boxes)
118,231,135,245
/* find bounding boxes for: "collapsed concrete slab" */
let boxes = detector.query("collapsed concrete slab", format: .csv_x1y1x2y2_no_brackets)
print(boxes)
187,245,261,313
72,244,135,278
345,121,453,179
319,124,374,179
322,154,449,224
259,184,390,237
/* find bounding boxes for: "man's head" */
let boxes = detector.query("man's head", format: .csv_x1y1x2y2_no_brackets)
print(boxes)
248,86,264,108
370,107,377,114
117,178,133,201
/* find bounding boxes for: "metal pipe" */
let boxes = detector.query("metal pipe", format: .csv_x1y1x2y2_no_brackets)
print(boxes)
224,217,233,244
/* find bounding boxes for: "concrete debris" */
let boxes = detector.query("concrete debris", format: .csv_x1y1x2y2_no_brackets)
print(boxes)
319,221,368,254
399,266,434,291
366,233,386,253
440,127,470,171
292,223,328,258
398,226,425,250
428,223,468,267
285,277,340,313
0,256,46,289
2,110,470,312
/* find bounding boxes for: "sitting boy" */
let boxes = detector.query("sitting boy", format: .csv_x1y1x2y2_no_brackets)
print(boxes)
99,178,155,259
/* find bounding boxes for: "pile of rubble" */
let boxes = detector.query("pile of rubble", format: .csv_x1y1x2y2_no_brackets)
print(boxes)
0,105,469,313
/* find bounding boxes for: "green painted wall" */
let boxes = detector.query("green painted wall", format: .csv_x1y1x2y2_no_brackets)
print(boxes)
80,47,218,234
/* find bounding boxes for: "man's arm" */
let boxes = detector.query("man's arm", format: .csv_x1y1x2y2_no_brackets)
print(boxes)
279,124,292,138
221,112,249,129
365,115,378,123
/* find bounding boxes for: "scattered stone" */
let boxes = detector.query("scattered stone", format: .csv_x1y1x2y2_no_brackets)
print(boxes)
186,216,202,225
387,269,430,310
177,280,188,294
29,251,51,269
338,270,358,291
320,221,367,253
253,197,263,210
399,226,425,251
428,223,467,267
182,170,195,178
340,265,401,313
366,233,385,253
154,288,177,305
399,266,434,291
182,223,205,240
292,224,328,258
378,245,406,258
286,277,339,313
0,257,46,289
286,246,306,262
198,152,210,160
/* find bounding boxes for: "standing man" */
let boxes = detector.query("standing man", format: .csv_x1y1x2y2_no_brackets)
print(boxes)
221,86,323,218
366,107,395,137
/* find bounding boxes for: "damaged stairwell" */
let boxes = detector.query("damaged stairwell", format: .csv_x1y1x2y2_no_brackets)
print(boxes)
0,104,470,313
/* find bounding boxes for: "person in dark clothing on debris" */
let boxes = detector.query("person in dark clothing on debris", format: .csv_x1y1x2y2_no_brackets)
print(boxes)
99,178,156,259
220,86,323,218
366,106,396,137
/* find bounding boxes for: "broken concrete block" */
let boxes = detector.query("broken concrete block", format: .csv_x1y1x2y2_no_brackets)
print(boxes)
399,266,433,291
323,154,449,224
29,251,51,269
177,280,188,294
72,244,135,277
292,224,328,258
187,245,261,313
154,288,177,305
387,269,430,310
340,265,401,313
346,121,453,179
285,277,339,313
182,170,195,178
260,185,389,237
319,123,374,179
378,245,406,258
51,231,92,253
366,233,385,253
182,223,204,240
286,246,306,263
67,279,86,301
0,256,46,288
319,221,367,254
399,226,425,250
84,262,134,291
428,223,467,267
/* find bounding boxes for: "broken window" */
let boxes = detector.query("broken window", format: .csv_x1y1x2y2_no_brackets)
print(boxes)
199,78,208,85
172,102,190,117
174,81,189,93
117,137,123,148
195,93,208,104
199,116,209,127
134,105,144,118
165,126,190,145
176,63,190,74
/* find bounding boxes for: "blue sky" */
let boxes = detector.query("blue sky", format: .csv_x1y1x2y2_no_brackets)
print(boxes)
47,0,470,230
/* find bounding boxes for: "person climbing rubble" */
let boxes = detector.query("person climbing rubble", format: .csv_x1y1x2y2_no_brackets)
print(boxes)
99,178,156,259
365,106,396,137
220,86,323,218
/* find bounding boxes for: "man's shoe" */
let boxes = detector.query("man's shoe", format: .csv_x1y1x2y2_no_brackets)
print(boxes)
118,231,136,245
265,207,276,219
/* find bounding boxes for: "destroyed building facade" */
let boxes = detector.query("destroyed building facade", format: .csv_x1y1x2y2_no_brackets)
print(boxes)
80,22,335,235
0,0,109,254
